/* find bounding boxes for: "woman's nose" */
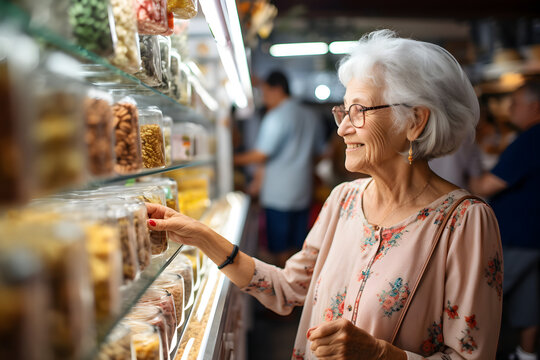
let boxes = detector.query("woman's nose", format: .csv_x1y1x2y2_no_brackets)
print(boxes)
337,116,355,137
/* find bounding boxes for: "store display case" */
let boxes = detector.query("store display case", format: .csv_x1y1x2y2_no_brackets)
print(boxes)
0,1,253,359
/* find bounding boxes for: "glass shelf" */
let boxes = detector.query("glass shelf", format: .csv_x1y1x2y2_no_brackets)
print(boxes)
0,1,211,127
92,241,183,358
88,157,215,187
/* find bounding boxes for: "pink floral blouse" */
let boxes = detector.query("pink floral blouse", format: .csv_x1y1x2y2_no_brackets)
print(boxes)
241,178,503,359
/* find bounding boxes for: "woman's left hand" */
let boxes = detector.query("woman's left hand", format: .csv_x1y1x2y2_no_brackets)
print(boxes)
308,318,406,360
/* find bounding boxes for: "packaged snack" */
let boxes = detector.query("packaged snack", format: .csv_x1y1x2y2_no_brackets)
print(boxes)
134,0,168,35
69,0,117,56
109,0,142,73
83,89,115,177
139,106,166,169
110,92,143,174
135,35,163,86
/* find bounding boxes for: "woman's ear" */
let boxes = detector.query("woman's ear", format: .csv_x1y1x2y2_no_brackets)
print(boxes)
407,106,430,141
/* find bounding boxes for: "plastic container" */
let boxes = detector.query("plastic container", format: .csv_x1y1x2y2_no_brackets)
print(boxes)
162,116,173,166
109,0,142,73
0,247,50,360
69,0,117,57
181,246,201,291
156,36,171,94
134,0,168,35
139,106,166,169
110,92,143,174
30,64,87,194
140,288,177,343
135,35,163,86
83,89,115,177
168,50,181,102
178,62,192,106
126,306,170,360
125,320,163,360
137,177,179,211
123,198,152,271
167,0,198,19
165,254,194,310
152,272,185,330
96,323,133,360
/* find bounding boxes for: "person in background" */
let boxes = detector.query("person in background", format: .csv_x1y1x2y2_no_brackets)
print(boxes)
471,79,540,360
233,70,326,267
147,30,502,359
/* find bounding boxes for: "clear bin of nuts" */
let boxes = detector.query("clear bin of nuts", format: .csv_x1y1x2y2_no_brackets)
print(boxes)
96,323,133,360
137,177,179,211
110,92,143,174
139,288,177,345
83,89,115,177
135,35,163,86
181,246,201,291
109,0,142,73
152,272,185,330
156,35,171,95
69,0,117,57
126,305,170,360
138,106,166,169
123,199,152,271
165,253,194,310
124,320,162,360
162,116,173,166
169,49,181,102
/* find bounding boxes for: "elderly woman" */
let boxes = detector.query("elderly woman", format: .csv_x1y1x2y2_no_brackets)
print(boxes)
146,30,502,359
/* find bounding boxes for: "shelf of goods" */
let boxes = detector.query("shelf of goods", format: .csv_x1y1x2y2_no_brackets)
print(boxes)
0,1,251,360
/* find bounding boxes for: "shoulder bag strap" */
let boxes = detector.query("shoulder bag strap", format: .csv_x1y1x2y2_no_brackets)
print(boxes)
389,194,486,344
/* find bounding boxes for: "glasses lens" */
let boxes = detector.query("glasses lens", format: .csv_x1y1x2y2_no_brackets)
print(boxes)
332,106,345,125
350,104,364,127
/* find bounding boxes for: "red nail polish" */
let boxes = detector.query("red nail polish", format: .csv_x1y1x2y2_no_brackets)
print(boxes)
148,220,156,227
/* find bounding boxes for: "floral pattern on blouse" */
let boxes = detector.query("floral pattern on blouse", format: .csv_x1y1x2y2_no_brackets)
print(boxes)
244,269,275,295
465,314,478,330
459,329,478,354
448,199,484,232
324,288,347,321
377,277,410,318
292,348,305,360
374,225,407,262
339,187,361,219
421,320,445,356
484,252,503,300
357,268,373,282
444,300,460,320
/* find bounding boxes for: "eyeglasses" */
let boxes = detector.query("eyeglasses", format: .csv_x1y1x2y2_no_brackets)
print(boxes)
332,103,406,128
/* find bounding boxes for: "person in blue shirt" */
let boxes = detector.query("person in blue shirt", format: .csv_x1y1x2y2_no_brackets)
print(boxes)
234,71,326,267
471,79,540,360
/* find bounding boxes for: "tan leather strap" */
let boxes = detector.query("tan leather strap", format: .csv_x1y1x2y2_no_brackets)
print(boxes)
389,195,486,344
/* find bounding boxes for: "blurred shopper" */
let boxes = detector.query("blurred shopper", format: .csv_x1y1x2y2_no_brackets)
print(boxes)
428,135,484,190
233,70,326,267
147,31,502,359
471,79,540,360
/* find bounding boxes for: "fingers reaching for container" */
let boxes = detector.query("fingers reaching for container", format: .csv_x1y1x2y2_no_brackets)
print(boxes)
145,202,204,246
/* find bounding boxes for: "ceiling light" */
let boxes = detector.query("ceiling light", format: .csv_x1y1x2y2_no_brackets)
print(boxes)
329,41,357,55
269,42,328,57
315,84,331,101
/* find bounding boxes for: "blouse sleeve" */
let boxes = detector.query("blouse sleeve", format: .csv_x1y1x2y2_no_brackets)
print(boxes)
405,200,503,359
239,183,345,315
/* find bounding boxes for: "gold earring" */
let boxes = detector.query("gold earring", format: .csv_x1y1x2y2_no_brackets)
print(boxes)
408,141,413,165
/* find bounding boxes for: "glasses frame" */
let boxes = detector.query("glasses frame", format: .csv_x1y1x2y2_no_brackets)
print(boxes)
332,103,407,128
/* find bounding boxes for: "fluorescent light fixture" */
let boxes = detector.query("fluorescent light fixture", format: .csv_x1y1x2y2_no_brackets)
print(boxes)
329,41,357,54
315,84,331,101
270,42,328,57
217,45,248,108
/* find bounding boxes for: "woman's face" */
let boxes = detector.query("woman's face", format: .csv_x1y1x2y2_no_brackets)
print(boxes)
337,78,407,173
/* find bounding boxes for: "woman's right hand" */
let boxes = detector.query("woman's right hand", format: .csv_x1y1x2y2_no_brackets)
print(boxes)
145,202,207,246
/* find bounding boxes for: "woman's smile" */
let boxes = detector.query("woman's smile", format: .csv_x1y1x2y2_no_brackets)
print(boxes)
345,142,365,151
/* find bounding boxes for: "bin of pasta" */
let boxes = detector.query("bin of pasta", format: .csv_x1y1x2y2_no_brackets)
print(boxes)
152,272,185,329
181,245,201,291
124,321,162,360
83,89,115,177
126,305,170,360
30,63,86,194
96,323,133,360
69,0,116,57
138,106,166,169
167,0,197,19
135,35,162,86
110,92,143,174
105,201,139,283
109,0,141,73
165,253,194,310
137,177,179,211
0,246,50,360
134,0,168,35
162,116,173,166
139,288,176,344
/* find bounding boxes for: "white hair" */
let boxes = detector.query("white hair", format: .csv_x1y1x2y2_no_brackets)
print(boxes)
337,29,479,160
